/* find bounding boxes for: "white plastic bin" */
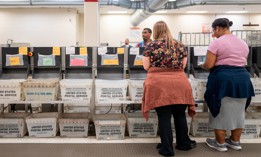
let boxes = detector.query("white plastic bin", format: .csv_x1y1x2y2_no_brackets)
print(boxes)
189,79,207,100
250,78,261,103
64,105,90,113
128,80,144,103
0,79,25,101
59,113,89,137
93,114,126,140
242,112,261,138
190,112,214,137
246,105,261,112
0,113,30,138
22,79,59,101
95,106,122,114
126,112,158,138
60,79,93,104
95,79,128,103
26,112,60,137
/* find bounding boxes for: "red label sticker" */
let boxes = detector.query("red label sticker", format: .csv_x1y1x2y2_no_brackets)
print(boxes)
71,59,85,66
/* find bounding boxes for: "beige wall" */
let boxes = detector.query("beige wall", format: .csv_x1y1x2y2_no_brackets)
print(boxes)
98,14,261,47
1,8,261,47
0,8,78,46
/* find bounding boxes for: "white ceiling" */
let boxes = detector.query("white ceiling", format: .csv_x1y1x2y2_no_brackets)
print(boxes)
96,4,261,14
1,4,261,14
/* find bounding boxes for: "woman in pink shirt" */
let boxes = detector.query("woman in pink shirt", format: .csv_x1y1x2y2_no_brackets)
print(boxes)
201,18,254,152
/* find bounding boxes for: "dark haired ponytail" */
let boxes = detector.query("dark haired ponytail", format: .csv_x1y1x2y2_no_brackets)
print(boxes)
212,18,233,29
229,21,233,27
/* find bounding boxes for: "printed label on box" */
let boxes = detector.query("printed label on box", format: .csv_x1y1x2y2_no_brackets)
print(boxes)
29,124,54,135
0,124,20,134
0,89,19,100
97,88,125,102
98,125,122,135
62,125,87,133
131,123,155,133
131,87,143,102
62,87,90,101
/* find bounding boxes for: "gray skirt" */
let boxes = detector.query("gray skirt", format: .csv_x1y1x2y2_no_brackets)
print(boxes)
209,97,247,130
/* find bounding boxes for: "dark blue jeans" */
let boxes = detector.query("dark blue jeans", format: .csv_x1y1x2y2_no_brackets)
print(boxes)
155,105,191,156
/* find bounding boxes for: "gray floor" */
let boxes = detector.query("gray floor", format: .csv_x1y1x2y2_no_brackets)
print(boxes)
0,143,261,157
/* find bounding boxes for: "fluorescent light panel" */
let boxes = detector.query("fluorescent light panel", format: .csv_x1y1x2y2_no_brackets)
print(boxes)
156,10,168,13
107,11,127,14
225,11,248,13
186,11,208,14
168,0,176,1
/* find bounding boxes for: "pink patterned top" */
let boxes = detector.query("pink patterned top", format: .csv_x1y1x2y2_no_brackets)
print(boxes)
143,38,187,69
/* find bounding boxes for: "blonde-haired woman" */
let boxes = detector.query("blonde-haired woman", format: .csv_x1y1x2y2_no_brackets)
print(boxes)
142,21,196,157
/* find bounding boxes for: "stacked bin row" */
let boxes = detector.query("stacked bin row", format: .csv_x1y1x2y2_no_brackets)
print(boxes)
1,35,261,139
0,111,260,139
0,112,90,138
0,111,160,139
0,46,91,138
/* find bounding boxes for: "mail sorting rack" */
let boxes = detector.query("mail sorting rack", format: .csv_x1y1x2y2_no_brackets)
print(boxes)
231,30,261,77
0,47,30,113
252,46,261,77
95,47,128,115
61,47,94,118
179,32,214,79
63,47,93,79
27,47,63,113
128,47,147,80
96,47,126,80
127,47,147,112
243,46,254,77
232,30,261,46
232,30,261,103
0,47,30,79
232,30,261,77
30,47,62,79
179,32,214,111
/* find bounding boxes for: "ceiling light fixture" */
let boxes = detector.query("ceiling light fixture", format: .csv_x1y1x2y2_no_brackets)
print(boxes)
186,11,208,14
107,11,128,14
225,11,248,14
156,11,168,14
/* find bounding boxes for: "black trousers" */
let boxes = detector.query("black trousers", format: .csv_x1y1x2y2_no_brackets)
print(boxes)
155,105,191,156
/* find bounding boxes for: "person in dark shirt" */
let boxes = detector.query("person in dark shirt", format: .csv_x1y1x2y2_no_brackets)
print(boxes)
121,38,132,47
136,28,152,47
